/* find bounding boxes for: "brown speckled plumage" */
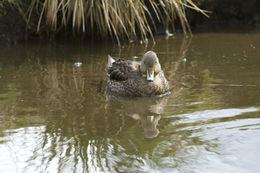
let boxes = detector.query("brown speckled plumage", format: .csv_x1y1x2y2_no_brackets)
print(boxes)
107,51,169,97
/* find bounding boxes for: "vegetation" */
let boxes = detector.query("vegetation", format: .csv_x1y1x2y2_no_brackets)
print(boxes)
1,0,207,44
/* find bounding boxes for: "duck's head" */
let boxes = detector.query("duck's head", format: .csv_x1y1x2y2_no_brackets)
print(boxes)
140,51,161,82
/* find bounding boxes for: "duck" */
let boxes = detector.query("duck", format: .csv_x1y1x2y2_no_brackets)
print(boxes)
106,51,170,97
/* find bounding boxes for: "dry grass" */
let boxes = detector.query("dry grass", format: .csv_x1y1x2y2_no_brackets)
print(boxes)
12,0,208,44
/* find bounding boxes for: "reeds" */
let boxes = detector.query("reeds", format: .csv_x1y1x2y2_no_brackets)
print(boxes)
12,0,207,44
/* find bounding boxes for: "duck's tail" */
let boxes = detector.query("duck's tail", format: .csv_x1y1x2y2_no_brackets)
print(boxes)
107,55,115,69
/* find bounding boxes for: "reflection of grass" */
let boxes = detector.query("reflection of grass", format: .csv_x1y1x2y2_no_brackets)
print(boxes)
0,83,44,131
0,84,20,132
0,84,21,103
0,84,21,118
6,0,207,44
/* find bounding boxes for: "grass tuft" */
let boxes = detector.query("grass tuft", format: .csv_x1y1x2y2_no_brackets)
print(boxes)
9,0,208,44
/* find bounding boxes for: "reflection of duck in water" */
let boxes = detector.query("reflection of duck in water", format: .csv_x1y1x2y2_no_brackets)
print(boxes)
131,114,161,139
107,51,170,97
123,96,168,138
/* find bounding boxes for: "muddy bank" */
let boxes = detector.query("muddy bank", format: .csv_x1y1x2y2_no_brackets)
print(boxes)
188,0,260,29
0,10,31,45
0,10,43,45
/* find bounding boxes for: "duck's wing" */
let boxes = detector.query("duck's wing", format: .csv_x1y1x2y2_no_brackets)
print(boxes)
107,59,140,81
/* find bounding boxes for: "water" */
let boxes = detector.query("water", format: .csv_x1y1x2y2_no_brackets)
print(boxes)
0,33,260,173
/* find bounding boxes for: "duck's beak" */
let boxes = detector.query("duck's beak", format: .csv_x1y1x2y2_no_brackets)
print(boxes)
147,68,154,82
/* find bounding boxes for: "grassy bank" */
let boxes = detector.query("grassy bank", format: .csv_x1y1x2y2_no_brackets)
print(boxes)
0,0,206,44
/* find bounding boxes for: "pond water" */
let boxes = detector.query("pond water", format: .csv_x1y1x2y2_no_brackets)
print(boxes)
0,33,260,173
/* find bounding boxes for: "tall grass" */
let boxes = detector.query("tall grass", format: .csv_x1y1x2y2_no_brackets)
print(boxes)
10,0,207,44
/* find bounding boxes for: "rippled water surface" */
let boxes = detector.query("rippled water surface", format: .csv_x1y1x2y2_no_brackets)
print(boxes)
1,33,260,173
